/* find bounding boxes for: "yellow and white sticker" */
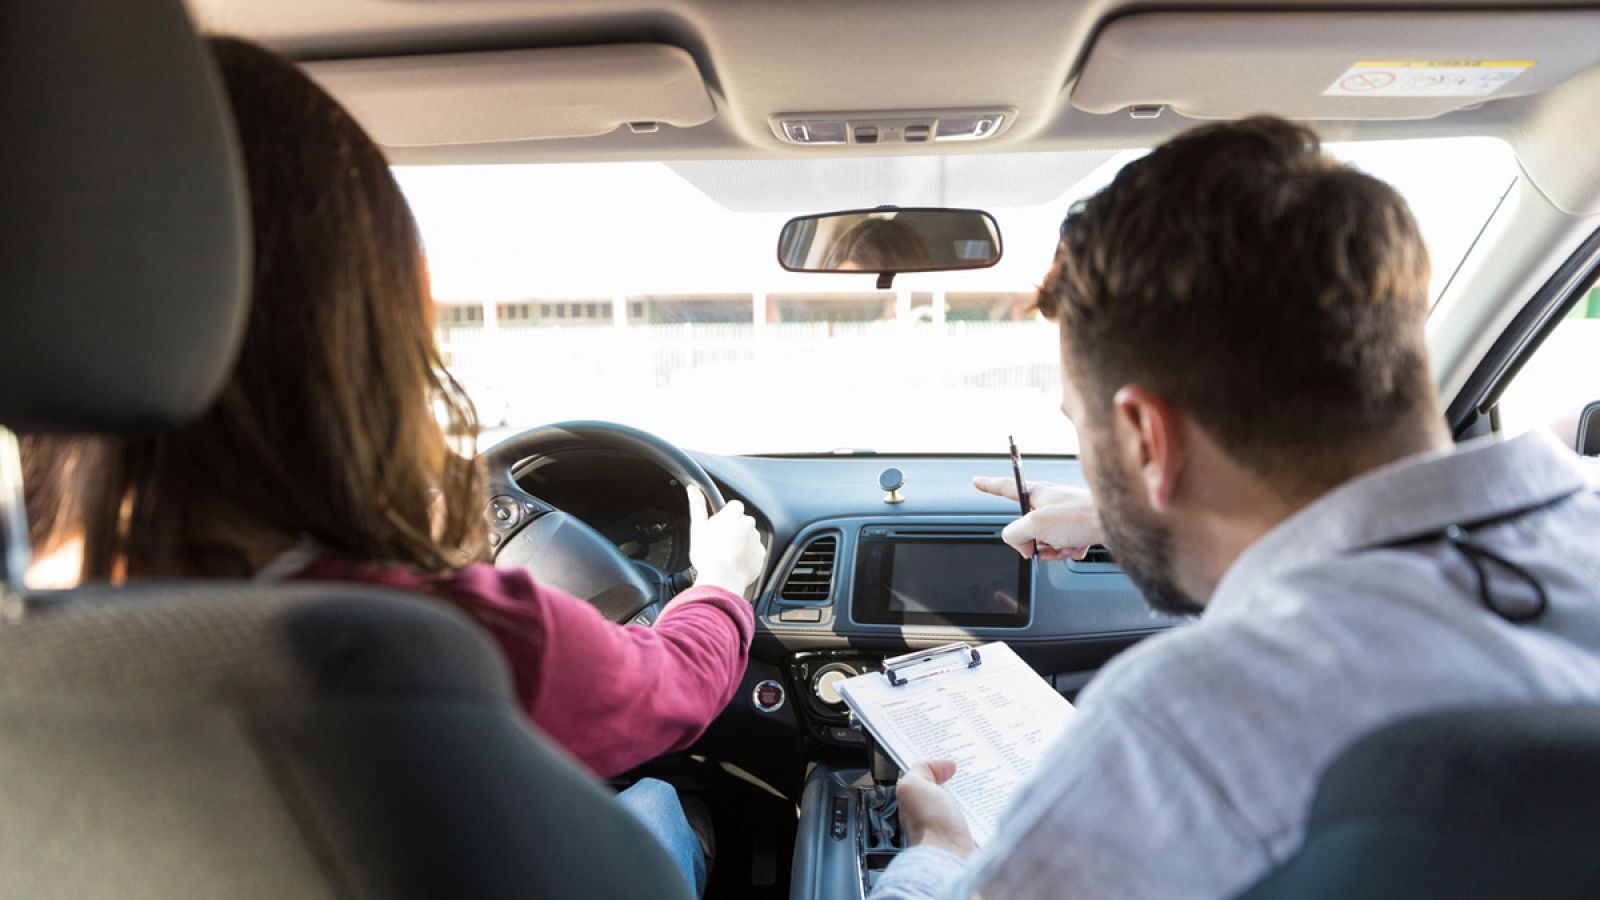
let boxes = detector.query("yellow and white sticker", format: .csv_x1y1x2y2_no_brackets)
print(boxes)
1322,60,1534,98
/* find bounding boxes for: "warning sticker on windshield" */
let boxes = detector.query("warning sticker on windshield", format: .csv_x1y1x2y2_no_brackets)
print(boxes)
1322,61,1533,98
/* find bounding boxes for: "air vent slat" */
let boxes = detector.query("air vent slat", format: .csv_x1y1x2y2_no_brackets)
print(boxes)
1081,544,1116,564
780,534,838,602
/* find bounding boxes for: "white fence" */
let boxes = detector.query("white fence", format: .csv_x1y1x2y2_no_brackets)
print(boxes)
443,315,1600,455
439,321,1075,454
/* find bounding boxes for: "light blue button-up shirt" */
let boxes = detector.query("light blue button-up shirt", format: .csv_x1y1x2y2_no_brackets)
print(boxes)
873,431,1600,899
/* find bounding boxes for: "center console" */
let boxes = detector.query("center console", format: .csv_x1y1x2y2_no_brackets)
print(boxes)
787,650,877,747
776,521,1038,750
765,517,1157,898
762,518,1085,752
791,763,910,900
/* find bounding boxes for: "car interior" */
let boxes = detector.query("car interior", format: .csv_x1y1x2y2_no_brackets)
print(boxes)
3,0,1600,898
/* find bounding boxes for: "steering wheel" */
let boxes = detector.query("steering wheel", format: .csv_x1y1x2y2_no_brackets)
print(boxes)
480,420,728,624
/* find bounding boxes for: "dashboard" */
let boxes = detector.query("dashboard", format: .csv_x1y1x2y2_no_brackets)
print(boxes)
697,453,1184,753
751,513,1180,747
513,447,1181,895
517,449,1181,757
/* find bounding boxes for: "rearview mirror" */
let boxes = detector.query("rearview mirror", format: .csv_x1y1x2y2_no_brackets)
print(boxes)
777,207,1002,279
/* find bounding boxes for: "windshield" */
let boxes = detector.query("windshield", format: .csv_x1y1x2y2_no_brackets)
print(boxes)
399,137,1515,455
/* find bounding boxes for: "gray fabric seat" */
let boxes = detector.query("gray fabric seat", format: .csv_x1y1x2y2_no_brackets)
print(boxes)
0,1,692,897
1236,704,1600,900
0,585,691,899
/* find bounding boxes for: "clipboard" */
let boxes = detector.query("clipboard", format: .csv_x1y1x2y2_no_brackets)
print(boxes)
882,642,983,686
837,640,1077,846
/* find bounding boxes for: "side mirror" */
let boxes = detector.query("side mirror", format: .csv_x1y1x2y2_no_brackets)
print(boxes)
1577,401,1600,456
776,207,1001,283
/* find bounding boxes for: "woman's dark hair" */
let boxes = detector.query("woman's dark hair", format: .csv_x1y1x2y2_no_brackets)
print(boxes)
44,36,486,578
822,216,934,271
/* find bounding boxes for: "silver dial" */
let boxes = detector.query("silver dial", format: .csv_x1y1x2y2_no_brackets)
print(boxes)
812,663,856,707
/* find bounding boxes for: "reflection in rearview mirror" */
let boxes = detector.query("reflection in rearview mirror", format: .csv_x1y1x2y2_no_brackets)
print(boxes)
777,207,1002,276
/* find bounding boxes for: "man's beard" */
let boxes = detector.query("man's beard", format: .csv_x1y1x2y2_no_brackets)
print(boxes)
1086,438,1203,617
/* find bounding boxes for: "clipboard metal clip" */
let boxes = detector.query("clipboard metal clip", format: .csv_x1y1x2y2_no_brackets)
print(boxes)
883,642,982,687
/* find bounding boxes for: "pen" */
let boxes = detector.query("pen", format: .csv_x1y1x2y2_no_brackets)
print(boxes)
1008,435,1030,514
1009,435,1036,559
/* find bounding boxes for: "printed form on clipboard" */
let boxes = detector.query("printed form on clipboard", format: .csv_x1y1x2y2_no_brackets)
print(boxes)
837,642,1076,846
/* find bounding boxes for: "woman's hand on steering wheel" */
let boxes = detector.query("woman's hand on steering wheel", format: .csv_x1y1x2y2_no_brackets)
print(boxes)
686,485,765,595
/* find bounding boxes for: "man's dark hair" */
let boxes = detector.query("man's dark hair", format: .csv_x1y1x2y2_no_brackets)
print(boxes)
1038,116,1434,490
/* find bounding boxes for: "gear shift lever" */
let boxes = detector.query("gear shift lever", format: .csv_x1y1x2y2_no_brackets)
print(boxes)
863,728,902,847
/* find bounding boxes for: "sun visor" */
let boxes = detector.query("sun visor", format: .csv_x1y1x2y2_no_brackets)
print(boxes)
1071,11,1600,121
304,44,716,146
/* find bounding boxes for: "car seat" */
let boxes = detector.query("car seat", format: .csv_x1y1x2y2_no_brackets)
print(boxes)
1236,704,1600,899
0,2,692,897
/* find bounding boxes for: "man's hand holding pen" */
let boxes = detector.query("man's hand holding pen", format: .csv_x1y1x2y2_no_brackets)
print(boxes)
972,475,1104,561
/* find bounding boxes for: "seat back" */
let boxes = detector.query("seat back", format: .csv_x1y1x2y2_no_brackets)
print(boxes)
1237,704,1600,899
0,585,692,899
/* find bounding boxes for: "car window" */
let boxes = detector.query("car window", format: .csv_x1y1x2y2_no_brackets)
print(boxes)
1496,274,1600,445
399,137,1516,455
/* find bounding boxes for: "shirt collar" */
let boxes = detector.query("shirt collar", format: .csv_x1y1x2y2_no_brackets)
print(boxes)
253,537,322,582
1208,429,1596,618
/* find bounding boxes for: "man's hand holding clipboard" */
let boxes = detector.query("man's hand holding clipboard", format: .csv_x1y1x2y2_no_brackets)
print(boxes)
896,760,979,861
837,643,1077,849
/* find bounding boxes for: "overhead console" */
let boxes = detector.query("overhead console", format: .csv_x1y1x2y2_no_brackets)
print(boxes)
1072,10,1600,121
770,109,1015,146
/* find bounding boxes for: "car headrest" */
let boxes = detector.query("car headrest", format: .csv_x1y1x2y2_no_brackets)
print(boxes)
0,0,249,432
1309,703,1600,831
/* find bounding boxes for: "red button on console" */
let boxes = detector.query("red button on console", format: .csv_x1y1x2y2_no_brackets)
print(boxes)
752,679,786,713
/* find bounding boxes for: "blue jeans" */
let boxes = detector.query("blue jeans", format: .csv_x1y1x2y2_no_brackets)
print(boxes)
616,778,707,897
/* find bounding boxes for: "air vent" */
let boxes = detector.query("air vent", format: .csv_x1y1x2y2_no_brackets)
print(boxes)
780,534,838,602
1081,544,1116,564
884,526,1001,538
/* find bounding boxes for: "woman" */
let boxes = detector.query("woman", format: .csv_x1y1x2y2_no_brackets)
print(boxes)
25,36,761,896
821,215,933,272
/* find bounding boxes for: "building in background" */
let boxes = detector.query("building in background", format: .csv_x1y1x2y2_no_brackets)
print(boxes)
438,289,1037,337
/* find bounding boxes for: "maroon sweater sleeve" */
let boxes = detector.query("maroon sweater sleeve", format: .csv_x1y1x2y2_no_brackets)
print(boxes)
293,557,753,778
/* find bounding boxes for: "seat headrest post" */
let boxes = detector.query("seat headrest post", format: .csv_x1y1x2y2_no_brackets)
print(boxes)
0,427,30,614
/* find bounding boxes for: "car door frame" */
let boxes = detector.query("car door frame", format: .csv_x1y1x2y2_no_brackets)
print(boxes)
1446,226,1600,441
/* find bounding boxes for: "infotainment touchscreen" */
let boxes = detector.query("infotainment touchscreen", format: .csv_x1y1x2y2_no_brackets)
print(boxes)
852,533,1031,628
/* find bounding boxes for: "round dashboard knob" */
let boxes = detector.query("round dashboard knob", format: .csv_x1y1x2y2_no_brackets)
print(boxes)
812,663,856,707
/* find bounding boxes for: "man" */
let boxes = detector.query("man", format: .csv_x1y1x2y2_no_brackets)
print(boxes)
871,116,1600,899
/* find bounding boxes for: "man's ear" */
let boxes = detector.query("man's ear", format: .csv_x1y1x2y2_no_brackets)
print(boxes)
1109,385,1186,511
